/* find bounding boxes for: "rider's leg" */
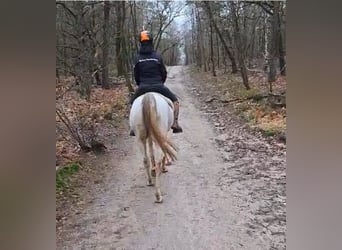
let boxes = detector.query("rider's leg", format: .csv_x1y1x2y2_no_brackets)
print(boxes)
158,85,183,133
129,128,135,136
171,100,183,133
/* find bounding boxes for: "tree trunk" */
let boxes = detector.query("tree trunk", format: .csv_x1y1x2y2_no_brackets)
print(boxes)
216,32,220,69
203,2,238,73
115,1,125,76
62,31,67,76
278,30,286,76
74,1,91,100
102,1,110,89
130,1,139,52
92,4,102,86
191,8,197,65
264,12,270,72
230,2,250,90
210,22,216,76
268,1,280,90
278,3,286,76
195,6,202,68
120,20,134,93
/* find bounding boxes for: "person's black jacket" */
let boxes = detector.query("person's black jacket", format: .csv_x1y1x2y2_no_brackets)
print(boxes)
133,43,167,86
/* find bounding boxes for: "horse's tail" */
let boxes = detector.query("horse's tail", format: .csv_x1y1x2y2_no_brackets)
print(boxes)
142,93,177,161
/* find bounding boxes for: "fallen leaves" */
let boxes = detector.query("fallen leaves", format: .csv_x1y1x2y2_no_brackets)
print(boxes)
248,107,286,133
56,78,128,167
190,67,286,141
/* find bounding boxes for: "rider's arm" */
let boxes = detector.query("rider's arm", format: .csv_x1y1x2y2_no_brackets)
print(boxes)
160,57,167,83
133,57,140,86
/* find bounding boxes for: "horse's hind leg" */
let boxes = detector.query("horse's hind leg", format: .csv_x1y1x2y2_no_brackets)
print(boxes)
161,155,168,173
165,131,173,167
141,138,153,186
148,138,156,178
154,163,163,203
144,159,153,186
165,157,172,166
148,138,163,203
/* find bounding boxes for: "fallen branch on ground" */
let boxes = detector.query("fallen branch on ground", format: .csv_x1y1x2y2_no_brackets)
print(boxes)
221,93,285,107
56,108,91,152
221,94,268,103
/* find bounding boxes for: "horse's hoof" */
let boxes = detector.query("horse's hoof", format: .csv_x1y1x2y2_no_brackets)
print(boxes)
162,168,168,173
147,182,153,186
172,126,183,133
165,161,172,166
155,196,163,203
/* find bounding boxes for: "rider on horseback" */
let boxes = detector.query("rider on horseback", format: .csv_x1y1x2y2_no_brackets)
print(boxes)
129,30,183,136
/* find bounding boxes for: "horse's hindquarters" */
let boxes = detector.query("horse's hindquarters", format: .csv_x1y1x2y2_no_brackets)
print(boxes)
129,92,177,203
152,93,174,131
130,92,173,134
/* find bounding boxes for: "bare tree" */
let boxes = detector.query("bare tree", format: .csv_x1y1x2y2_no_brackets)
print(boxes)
182,0,285,92
230,1,250,89
209,21,216,76
102,1,110,89
268,1,281,92
278,1,286,76
203,2,238,73
114,1,125,76
56,1,285,95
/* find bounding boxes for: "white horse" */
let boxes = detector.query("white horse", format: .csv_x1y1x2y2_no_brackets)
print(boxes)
129,92,178,203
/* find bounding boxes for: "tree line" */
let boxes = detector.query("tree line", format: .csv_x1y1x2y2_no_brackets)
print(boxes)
56,1,184,99
56,1,286,97
183,1,286,92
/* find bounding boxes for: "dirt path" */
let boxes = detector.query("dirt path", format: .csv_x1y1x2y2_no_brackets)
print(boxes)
57,66,286,250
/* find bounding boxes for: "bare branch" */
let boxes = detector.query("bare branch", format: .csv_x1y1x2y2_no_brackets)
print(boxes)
161,43,179,55
56,2,77,19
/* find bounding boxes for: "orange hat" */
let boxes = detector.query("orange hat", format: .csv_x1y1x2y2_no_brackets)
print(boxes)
140,30,153,42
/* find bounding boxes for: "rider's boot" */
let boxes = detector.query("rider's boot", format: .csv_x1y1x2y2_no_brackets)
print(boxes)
171,101,183,133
